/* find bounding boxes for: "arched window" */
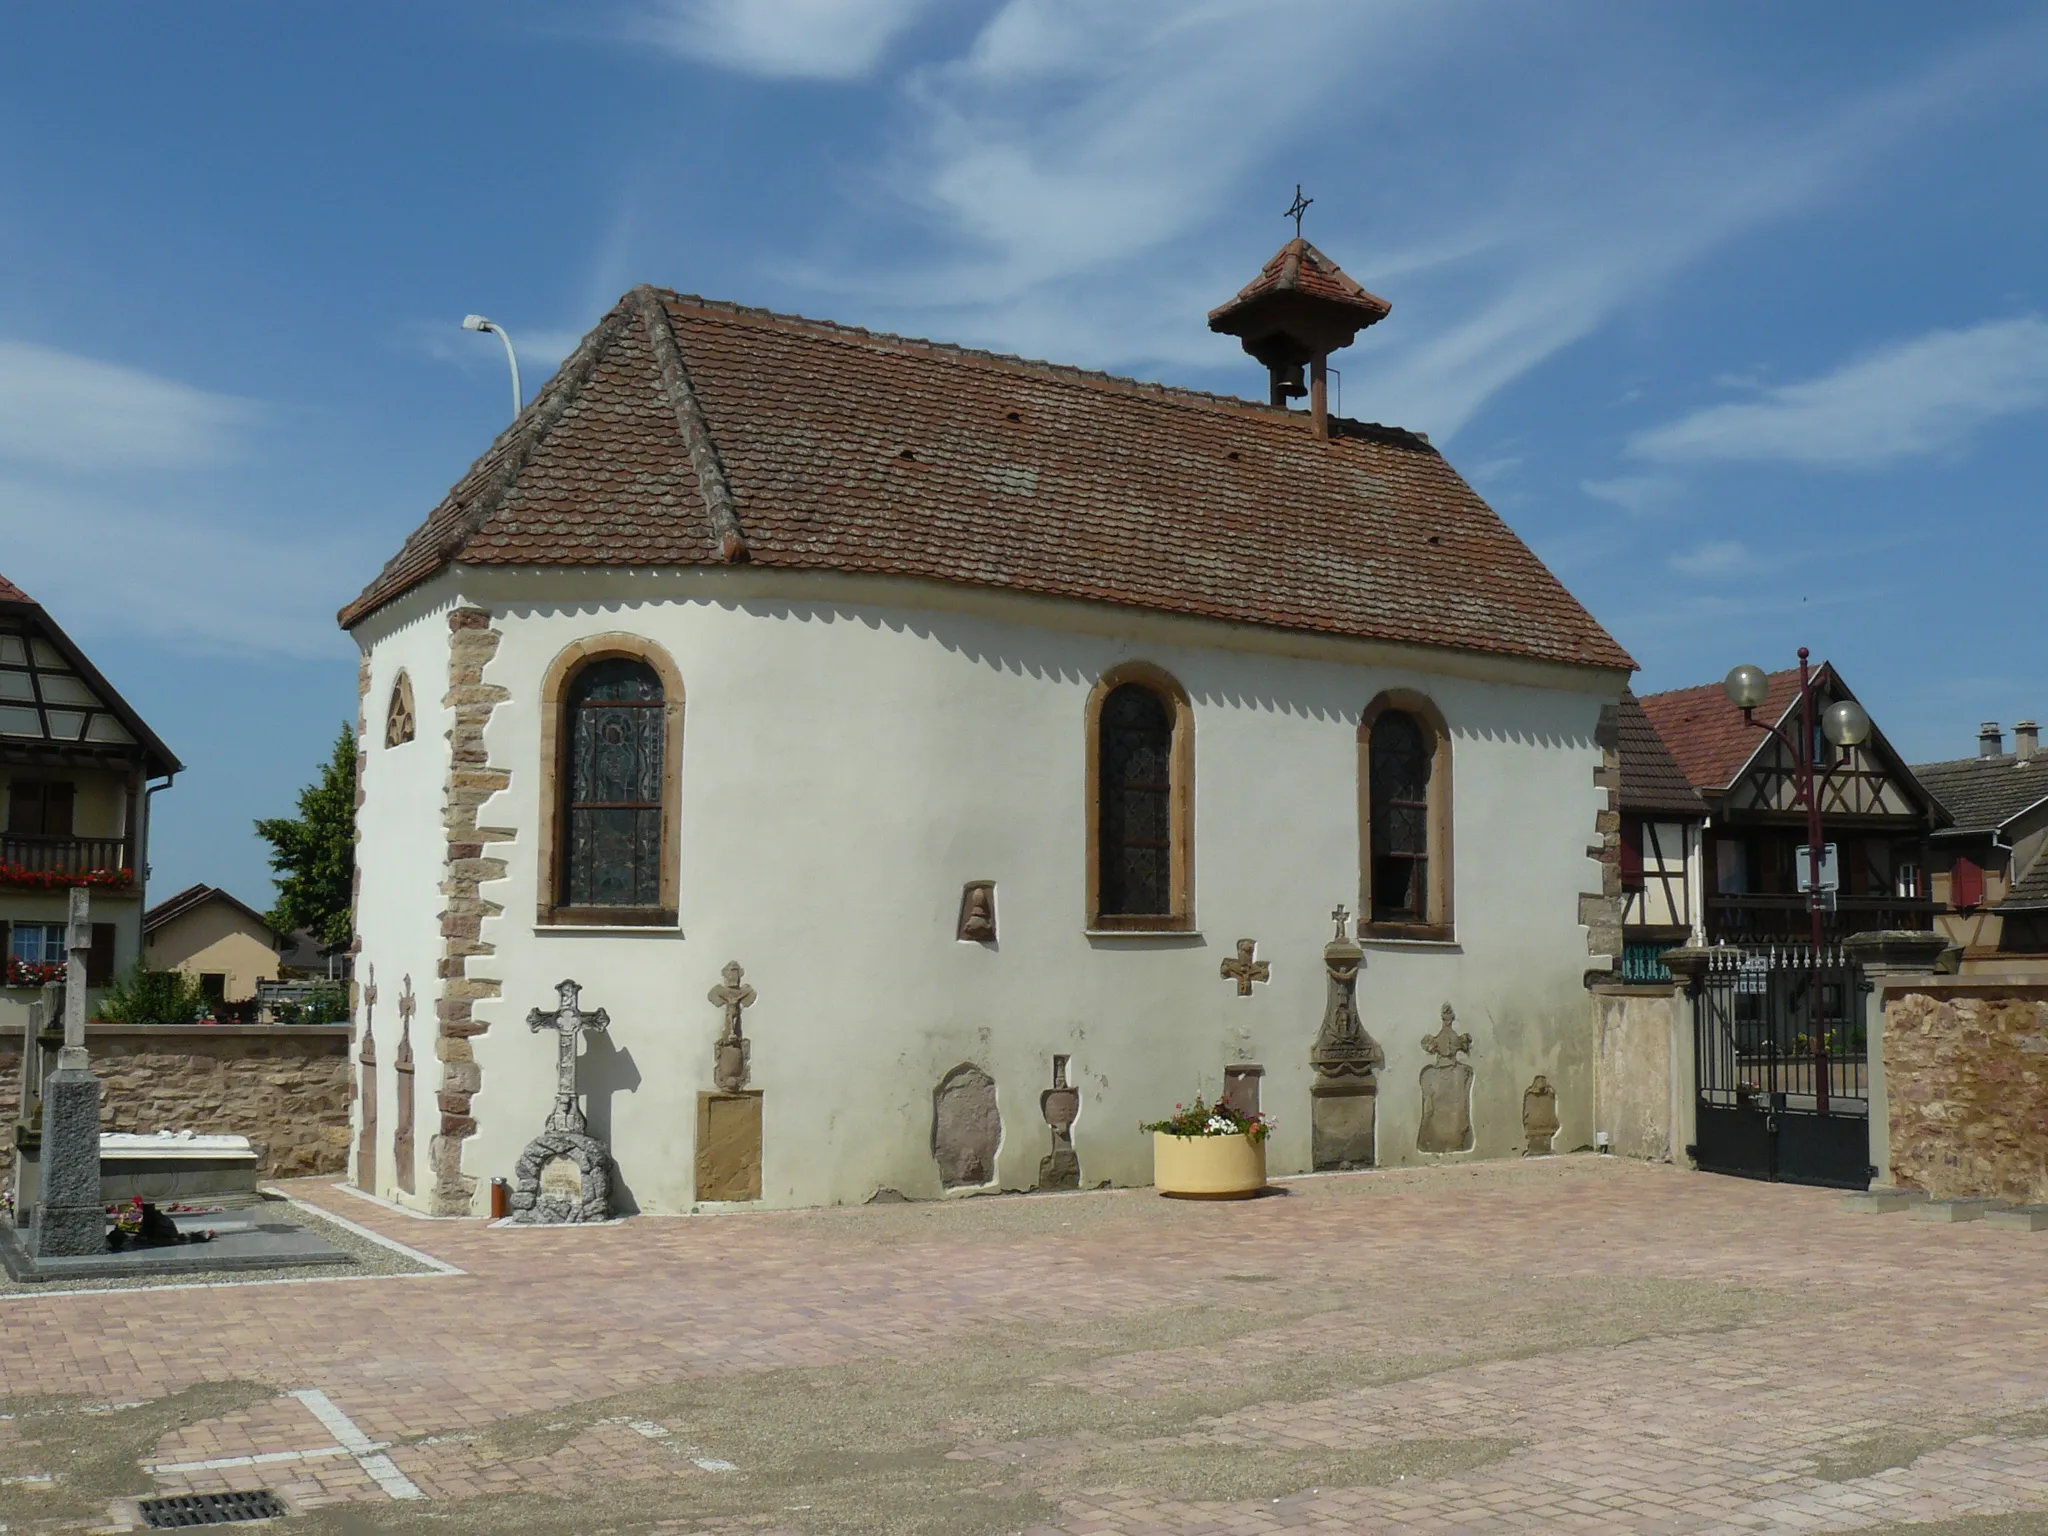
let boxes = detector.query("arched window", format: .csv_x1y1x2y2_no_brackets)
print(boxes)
1359,692,1453,939
562,659,664,909
1085,664,1194,931
537,636,684,926
384,672,415,748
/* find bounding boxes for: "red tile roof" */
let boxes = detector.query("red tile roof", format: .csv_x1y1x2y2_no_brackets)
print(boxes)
1207,238,1391,329
1637,669,1801,793
340,288,1631,672
0,571,33,604
1617,692,1704,816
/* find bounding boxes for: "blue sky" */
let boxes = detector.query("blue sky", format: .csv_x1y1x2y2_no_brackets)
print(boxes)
2,3,2043,908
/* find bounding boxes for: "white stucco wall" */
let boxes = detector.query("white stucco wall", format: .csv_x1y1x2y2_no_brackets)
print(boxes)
351,590,454,1208
355,567,1622,1215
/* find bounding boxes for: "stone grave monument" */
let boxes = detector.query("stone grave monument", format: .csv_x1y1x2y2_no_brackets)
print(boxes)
509,979,616,1223
1417,1005,1476,1154
697,961,763,1202
1036,1055,1080,1190
1309,905,1383,1169
34,890,106,1256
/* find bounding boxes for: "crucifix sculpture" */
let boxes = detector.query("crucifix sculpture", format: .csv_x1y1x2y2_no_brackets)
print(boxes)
709,961,756,1092
1219,938,1271,997
527,979,610,1136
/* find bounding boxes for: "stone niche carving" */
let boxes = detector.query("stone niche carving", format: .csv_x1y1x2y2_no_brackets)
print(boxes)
1417,1004,1475,1155
1522,1075,1559,1156
1037,1055,1079,1190
1222,1063,1264,1118
1310,906,1383,1170
958,881,997,943
933,1063,1001,1187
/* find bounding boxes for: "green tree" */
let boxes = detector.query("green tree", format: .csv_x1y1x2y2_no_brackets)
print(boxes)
256,724,357,950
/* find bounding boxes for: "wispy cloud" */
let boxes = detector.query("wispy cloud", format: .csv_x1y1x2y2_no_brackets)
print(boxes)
0,341,252,472
0,480,370,660
1668,539,1751,578
1581,475,1682,517
1630,315,2048,469
625,0,939,81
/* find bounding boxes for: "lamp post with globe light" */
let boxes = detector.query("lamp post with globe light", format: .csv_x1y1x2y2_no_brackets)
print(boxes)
1722,646,1872,1115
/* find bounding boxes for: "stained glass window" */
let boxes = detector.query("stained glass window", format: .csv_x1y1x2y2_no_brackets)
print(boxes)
1370,709,1431,922
560,658,664,909
1098,683,1173,917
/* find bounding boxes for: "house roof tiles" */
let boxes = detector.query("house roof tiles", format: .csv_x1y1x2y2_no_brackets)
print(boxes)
1910,754,2048,833
341,288,1632,673
1618,691,1703,817
0,572,32,604
145,883,277,939
1637,668,1804,793
1206,239,1392,328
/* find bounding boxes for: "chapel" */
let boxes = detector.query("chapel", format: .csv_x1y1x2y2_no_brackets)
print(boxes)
342,235,1634,1216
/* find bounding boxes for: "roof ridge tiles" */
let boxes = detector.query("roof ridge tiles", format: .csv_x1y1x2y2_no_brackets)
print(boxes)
650,287,1427,441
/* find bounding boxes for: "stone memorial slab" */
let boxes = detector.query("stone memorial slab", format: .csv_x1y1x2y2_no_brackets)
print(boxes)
1417,1004,1475,1155
34,891,106,1257
1521,1076,1559,1156
696,1091,763,1202
933,1063,1000,1187
1037,1055,1080,1190
1,1208,353,1283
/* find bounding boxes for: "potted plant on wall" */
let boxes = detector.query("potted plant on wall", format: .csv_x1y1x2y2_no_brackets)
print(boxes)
1143,1095,1273,1199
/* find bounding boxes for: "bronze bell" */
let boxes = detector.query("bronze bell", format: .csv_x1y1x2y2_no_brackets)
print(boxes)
1272,361,1307,399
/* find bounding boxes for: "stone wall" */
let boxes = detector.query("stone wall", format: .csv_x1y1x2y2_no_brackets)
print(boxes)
1591,982,1677,1162
0,1024,351,1182
1884,981,2048,1203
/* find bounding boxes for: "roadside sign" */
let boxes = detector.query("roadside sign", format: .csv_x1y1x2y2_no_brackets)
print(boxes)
1795,843,1840,894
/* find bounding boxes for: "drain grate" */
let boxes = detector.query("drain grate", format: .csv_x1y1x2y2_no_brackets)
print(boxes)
138,1490,289,1528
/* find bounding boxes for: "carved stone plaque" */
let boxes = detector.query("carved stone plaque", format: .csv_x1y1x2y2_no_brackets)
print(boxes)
933,1063,1000,1187
696,1091,763,1202
1417,1005,1475,1155
1522,1075,1559,1156
539,1156,584,1202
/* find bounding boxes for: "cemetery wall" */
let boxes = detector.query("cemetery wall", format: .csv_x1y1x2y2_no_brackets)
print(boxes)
1591,982,1678,1161
1883,979,2048,1203
0,1023,350,1183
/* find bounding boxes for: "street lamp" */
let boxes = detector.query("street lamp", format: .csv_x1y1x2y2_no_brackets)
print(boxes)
1721,645,1872,1115
462,314,522,420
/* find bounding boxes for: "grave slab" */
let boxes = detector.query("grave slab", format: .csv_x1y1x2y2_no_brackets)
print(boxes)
0,1211,355,1283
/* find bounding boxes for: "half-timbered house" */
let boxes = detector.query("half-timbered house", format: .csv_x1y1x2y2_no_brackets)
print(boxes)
1637,664,1943,946
0,572,181,1036
1913,719,2048,973
1615,691,1704,978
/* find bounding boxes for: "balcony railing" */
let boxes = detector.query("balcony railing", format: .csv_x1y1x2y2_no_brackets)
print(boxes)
1705,893,1934,942
0,836,133,886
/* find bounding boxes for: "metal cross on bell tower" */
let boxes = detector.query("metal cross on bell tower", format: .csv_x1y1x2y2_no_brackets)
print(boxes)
1285,184,1313,239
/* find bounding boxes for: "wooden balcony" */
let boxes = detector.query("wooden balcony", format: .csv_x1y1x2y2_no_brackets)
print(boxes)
1705,893,1935,942
0,836,133,881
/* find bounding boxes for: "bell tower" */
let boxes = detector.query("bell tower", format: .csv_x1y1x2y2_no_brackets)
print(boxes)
1208,196,1390,440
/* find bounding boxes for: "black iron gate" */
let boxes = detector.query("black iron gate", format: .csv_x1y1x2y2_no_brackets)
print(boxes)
1691,945,1872,1189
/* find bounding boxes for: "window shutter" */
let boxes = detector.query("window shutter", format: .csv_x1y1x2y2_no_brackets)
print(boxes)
45,781,74,839
7,780,42,837
1619,817,1645,889
1951,856,1985,912
0,920,10,982
87,922,115,987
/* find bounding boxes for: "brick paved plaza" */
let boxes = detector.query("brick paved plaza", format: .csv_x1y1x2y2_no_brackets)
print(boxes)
4,1157,2048,1535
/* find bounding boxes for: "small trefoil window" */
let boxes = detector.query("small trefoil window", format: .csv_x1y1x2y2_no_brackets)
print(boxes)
561,658,665,909
385,672,416,748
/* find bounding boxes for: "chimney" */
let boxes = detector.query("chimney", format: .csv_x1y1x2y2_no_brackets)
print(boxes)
1979,721,2005,758
2017,720,2039,762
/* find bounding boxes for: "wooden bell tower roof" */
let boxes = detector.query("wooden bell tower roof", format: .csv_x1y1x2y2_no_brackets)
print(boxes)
1207,238,1391,366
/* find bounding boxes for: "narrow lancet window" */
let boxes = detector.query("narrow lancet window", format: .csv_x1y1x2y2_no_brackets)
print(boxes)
1369,708,1432,924
1097,683,1174,918
561,658,665,909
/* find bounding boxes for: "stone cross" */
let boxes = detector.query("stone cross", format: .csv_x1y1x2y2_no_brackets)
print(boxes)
397,974,415,1035
527,979,610,1136
359,963,378,1053
57,887,91,1071
709,961,756,1093
1219,939,1271,997
1330,904,1351,942
1421,1003,1471,1063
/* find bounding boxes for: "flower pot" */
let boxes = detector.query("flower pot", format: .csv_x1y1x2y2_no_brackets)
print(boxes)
1153,1131,1267,1200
